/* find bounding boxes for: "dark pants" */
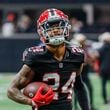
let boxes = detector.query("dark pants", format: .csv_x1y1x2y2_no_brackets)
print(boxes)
101,75,110,103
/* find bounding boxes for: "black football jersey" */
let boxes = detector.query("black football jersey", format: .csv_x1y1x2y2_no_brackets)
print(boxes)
22,45,84,106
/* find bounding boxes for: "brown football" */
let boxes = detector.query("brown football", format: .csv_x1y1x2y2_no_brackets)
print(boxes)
23,82,50,98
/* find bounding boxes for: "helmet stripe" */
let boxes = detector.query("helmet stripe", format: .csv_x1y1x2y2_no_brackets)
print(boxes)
50,9,55,16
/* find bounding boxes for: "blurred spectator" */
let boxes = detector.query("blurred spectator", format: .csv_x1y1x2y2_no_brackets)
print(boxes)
70,17,83,33
1,12,15,37
71,33,97,110
17,15,34,33
92,32,110,104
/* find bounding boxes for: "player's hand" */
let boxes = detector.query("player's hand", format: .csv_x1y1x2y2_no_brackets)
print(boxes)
32,86,55,108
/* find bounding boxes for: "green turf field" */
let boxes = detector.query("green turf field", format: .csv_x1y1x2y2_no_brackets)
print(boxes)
0,73,110,110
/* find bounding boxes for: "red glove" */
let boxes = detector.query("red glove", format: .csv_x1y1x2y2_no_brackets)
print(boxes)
32,85,55,108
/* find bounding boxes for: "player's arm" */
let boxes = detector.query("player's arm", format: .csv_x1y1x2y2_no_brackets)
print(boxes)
7,64,34,106
74,64,90,110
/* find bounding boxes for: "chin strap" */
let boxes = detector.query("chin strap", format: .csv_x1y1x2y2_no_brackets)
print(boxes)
46,36,65,45
64,40,81,47
64,40,72,45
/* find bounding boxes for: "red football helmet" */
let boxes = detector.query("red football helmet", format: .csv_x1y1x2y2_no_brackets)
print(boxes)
37,8,71,45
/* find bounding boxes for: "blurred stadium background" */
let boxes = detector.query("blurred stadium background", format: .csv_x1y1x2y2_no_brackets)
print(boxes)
0,0,110,110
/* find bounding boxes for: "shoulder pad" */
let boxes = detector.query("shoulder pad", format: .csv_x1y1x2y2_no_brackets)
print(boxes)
69,45,84,53
22,46,45,62
28,46,45,53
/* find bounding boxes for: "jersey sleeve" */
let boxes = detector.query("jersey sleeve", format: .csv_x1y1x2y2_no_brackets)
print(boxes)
22,48,35,67
70,45,85,63
75,52,85,64
79,52,85,63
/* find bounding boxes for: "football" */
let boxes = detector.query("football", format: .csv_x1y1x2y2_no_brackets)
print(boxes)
23,82,50,98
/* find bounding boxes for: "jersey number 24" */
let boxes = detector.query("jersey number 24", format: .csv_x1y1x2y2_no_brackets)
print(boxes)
43,72,76,100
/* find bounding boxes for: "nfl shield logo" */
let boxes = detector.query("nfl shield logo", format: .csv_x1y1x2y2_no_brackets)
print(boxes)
59,63,63,68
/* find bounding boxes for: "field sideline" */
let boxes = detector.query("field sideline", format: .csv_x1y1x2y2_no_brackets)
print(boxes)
0,73,110,110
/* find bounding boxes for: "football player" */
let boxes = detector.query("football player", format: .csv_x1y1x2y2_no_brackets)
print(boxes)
7,8,90,110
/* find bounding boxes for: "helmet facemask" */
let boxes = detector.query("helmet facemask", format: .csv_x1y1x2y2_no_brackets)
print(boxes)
38,19,70,46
